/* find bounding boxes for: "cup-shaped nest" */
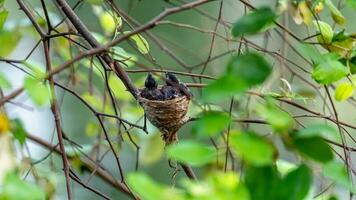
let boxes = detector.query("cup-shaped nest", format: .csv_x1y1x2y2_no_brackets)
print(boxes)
139,94,190,144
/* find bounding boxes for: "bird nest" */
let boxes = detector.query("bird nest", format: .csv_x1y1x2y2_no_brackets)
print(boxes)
139,94,190,145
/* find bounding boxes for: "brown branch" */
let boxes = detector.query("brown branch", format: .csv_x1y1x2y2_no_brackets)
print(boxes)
26,134,138,199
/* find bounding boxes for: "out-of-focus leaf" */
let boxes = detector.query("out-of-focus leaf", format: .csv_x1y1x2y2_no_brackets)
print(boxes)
334,82,353,101
256,99,294,133
127,172,183,200
23,77,51,106
227,53,272,86
0,73,11,89
323,160,356,193
0,30,21,57
202,52,271,102
23,61,46,78
85,121,100,137
296,124,339,141
11,119,27,145
313,20,333,44
312,60,349,84
329,38,355,58
110,46,137,67
124,31,149,54
93,5,121,35
324,0,346,25
182,172,250,200
192,111,231,137
245,165,280,200
293,136,333,163
276,160,297,176
346,0,356,8
202,74,247,102
275,164,311,200
230,131,275,166
0,172,46,200
108,75,133,102
166,140,216,166
140,133,165,165
0,10,8,30
298,1,313,25
231,7,276,37
100,12,116,34
85,0,104,5
296,43,324,64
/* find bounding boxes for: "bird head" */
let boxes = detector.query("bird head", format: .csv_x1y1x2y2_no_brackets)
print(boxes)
165,72,179,86
145,73,157,89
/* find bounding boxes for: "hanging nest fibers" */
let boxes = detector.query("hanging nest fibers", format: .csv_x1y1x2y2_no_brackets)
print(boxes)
139,90,190,145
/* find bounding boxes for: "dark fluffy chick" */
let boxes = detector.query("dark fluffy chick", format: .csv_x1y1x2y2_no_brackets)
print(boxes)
163,72,193,99
141,73,163,100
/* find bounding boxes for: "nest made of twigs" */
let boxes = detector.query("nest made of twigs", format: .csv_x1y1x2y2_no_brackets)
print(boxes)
139,92,190,145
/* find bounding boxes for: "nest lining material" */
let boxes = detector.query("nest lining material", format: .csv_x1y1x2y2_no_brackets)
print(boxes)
139,91,190,144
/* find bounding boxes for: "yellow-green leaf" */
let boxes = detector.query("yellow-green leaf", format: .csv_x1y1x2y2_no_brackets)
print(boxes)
325,0,346,25
0,73,11,89
313,20,333,44
334,82,353,101
0,30,21,57
125,31,150,54
100,12,121,35
23,77,51,106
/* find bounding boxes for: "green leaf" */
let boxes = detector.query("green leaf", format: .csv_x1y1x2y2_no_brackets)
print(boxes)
323,160,355,193
0,30,21,57
166,140,216,166
100,12,116,34
312,60,349,84
296,124,339,141
230,131,275,166
127,173,183,200
11,119,27,145
313,20,333,44
0,73,11,88
201,74,248,102
334,82,353,101
202,52,271,102
231,7,276,37
110,46,137,67
346,0,356,8
192,111,231,137
227,53,272,86
24,77,51,106
85,0,104,5
276,160,297,176
125,31,149,54
245,165,280,200
23,61,46,78
101,13,121,35
108,75,134,102
324,0,346,25
0,172,46,200
275,164,311,200
0,10,8,30
256,99,294,133
293,136,333,163
296,43,325,64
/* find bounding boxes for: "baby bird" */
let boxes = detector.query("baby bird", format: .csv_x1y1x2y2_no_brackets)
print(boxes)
166,72,193,99
141,73,163,100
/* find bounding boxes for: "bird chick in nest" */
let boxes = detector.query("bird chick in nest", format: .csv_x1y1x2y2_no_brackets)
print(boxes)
162,72,193,100
140,73,163,100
